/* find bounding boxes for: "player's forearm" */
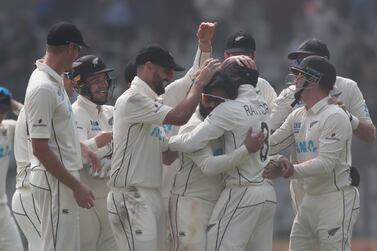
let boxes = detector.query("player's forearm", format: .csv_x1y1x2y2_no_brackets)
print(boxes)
353,121,376,144
293,154,338,178
32,145,82,190
193,145,249,176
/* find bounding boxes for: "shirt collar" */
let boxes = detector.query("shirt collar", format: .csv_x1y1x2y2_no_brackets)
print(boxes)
35,60,63,85
308,96,329,114
77,95,101,113
130,76,159,99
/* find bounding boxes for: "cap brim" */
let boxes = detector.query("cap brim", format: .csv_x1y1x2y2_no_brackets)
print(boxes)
287,51,315,60
225,48,253,54
290,66,304,75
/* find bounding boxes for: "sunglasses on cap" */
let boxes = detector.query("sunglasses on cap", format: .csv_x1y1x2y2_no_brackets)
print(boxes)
201,93,228,105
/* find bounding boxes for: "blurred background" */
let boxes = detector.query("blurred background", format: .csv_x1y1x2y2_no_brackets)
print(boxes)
2,0,377,249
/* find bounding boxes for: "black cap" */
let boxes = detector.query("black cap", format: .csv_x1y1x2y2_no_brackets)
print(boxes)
47,22,89,48
135,44,185,71
288,38,330,60
70,55,113,82
290,55,336,91
225,31,256,54
0,86,11,110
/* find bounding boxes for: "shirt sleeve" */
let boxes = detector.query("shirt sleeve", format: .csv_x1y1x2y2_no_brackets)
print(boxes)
188,145,249,176
26,87,55,139
293,113,351,178
169,119,225,153
269,111,295,155
270,87,295,131
257,78,277,112
125,92,172,125
346,80,373,123
163,48,212,107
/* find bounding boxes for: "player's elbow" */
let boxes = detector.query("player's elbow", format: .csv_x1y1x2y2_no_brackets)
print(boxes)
164,110,190,126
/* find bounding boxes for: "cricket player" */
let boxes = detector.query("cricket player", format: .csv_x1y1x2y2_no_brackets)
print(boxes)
24,22,95,251
160,22,216,249
70,55,118,251
267,55,359,251
107,33,220,250
12,107,42,251
168,69,266,251
0,86,23,251
169,61,277,251
269,38,375,214
223,31,277,111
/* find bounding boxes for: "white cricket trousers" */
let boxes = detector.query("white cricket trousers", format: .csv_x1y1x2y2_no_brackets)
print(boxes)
289,186,359,251
169,194,216,251
0,203,23,251
107,186,165,251
206,183,276,251
30,169,80,251
12,188,41,251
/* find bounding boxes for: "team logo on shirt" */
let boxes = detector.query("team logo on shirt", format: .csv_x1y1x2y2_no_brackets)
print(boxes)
150,126,166,141
90,120,101,131
33,118,47,127
296,140,317,153
293,122,301,134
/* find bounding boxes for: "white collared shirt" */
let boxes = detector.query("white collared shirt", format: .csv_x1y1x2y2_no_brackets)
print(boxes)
109,76,172,189
25,61,82,172
270,76,373,131
169,84,271,186
270,97,353,195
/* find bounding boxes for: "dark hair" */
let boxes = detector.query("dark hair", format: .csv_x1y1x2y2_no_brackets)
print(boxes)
203,71,238,100
124,61,137,84
222,62,259,87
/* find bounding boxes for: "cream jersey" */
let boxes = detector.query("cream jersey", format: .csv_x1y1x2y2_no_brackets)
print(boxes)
171,109,224,202
256,77,277,112
169,85,271,186
72,95,114,198
109,76,172,189
270,98,353,195
0,119,16,204
14,108,32,189
24,61,82,172
270,76,373,131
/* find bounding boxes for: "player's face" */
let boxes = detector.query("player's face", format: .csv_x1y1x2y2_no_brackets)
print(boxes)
199,88,228,118
64,43,81,71
87,72,109,105
151,65,173,95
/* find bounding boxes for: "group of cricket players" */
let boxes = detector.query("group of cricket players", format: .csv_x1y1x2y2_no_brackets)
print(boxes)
0,20,375,251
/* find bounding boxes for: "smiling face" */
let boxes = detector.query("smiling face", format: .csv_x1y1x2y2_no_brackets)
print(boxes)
86,72,110,105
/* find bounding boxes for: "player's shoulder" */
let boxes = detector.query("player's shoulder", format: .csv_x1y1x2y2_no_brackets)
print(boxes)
257,77,273,89
102,104,115,113
323,104,348,120
2,119,17,128
335,76,358,90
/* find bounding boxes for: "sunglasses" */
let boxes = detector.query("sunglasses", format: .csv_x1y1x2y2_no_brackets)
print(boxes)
201,93,228,105
66,41,82,52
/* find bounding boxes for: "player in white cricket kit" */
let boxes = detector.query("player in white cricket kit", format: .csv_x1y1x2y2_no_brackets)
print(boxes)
267,56,359,251
24,22,95,251
169,62,277,251
107,42,220,250
269,38,375,214
168,69,266,251
223,31,277,111
70,55,118,251
0,87,23,251
12,107,42,251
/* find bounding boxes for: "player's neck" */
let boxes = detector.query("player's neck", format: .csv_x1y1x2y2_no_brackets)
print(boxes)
44,53,67,75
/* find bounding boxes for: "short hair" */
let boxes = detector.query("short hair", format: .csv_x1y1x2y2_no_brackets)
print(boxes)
203,71,238,100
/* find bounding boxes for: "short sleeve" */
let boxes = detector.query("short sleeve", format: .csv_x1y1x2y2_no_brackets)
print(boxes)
125,92,172,125
26,88,55,139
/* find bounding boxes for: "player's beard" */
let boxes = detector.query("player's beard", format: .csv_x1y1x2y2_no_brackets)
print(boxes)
199,102,212,119
152,72,167,95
